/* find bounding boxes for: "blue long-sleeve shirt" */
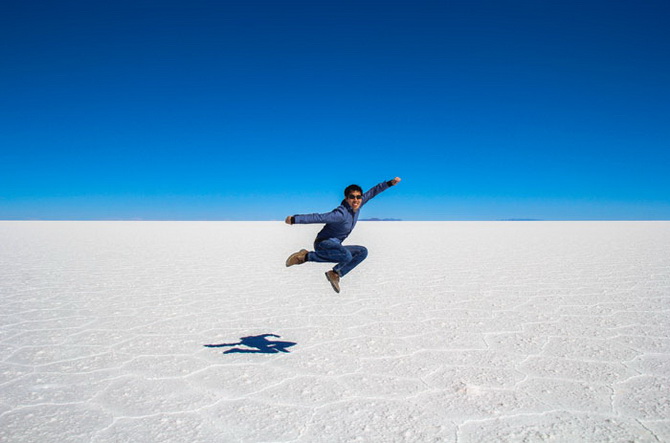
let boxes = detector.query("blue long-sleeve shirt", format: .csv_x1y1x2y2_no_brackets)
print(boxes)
293,180,392,243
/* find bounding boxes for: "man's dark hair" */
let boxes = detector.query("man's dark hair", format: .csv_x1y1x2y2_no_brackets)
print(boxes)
344,184,363,197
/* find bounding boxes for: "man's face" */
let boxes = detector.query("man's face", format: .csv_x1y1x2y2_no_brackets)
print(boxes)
346,191,363,212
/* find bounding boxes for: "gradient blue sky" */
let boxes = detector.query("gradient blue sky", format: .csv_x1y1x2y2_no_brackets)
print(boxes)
2,0,668,220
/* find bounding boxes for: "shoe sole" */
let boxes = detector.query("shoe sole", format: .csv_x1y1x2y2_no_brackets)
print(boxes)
286,249,308,267
325,272,340,293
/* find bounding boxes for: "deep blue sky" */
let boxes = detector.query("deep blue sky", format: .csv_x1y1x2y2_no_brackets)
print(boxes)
2,0,668,220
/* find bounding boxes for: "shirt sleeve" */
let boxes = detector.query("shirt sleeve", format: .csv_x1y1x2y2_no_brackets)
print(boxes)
361,180,391,205
294,206,346,224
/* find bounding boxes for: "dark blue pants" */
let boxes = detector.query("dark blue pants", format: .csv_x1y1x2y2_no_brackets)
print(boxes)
307,238,368,277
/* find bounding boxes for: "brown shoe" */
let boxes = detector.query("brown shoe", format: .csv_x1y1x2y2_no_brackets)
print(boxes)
286,249,308,267
325,270,340,293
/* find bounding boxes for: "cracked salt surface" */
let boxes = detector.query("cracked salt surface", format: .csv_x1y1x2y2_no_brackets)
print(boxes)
1,221,669,442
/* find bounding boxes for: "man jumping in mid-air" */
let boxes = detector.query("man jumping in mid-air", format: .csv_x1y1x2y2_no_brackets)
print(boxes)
285,177,401,293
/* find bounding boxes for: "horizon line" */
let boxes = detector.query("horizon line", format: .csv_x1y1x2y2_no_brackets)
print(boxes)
1,219,669,222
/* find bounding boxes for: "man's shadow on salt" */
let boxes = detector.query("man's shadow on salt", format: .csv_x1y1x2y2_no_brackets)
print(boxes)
204,334,296,354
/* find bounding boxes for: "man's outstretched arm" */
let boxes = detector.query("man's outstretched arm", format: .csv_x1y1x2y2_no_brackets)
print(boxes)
285,207,346,225
362,177,402,204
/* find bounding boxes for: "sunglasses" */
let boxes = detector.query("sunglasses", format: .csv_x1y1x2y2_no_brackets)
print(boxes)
347,194,363,200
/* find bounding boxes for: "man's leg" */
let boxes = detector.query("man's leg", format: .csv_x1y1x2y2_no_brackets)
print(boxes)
309,240,368,277
308,239,351,272
335,245,368,277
